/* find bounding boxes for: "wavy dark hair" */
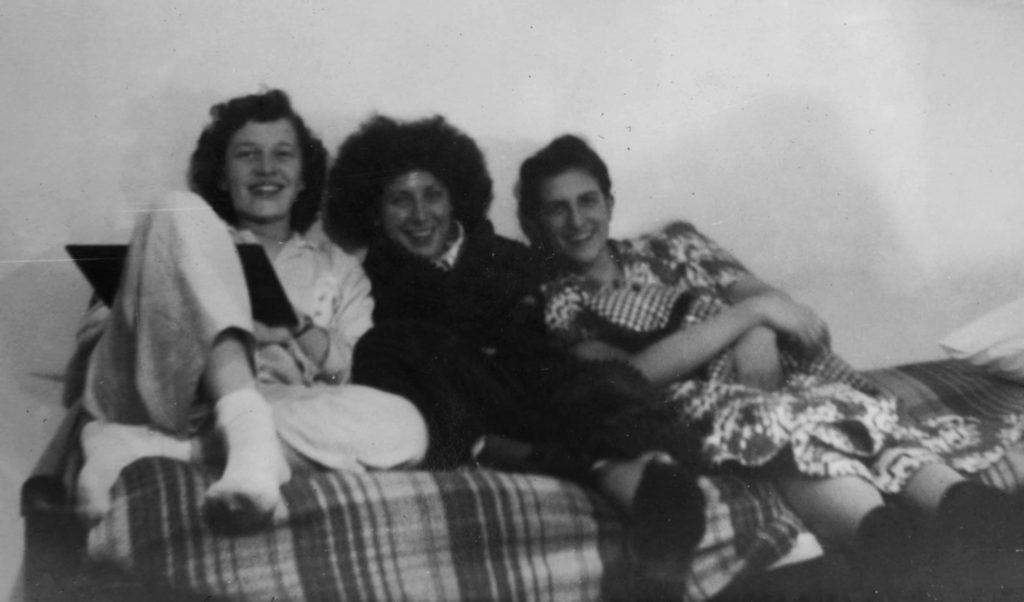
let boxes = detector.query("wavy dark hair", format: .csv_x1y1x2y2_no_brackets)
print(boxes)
188,89,328,233
326,115,493,248
516,134,613,246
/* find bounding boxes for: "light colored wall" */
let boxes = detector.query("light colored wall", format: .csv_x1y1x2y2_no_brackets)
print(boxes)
3,1,1024,597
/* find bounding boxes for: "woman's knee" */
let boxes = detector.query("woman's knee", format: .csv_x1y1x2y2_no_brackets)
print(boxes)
141,191,225,242
350,385,430,468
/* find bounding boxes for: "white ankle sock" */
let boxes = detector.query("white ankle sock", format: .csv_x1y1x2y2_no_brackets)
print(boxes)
77,420,192,522
204,388,291,526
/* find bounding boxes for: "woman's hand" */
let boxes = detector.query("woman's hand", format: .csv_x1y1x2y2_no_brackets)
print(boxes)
253,313,318,347
570,340,631,363
745,294,830,355
731,326,783,391
253,321,292,345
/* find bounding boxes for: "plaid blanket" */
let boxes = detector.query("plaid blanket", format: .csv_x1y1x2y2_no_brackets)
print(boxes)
867,359,1024,492
87,360,1024,601
88,460,802,601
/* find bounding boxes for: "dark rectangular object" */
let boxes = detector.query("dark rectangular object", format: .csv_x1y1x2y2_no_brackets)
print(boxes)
65,243,298,328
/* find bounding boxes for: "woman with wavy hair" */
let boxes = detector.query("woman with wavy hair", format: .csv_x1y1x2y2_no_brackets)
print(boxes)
69,90,427,532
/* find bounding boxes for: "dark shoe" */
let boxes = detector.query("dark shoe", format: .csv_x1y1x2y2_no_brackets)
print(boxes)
936,481,1017,551
630,459,706,573
849,504,933,599
930,482,1024,598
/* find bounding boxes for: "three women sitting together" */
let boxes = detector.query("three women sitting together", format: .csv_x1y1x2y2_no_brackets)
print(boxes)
69,88,1024,591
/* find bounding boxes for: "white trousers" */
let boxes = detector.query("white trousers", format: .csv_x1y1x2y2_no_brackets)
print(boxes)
81,192,427,471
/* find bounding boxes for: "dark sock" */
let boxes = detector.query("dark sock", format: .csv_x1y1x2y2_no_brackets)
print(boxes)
937,481,1013,549
630,461,706,571
849,505,922,596
853,505,916,561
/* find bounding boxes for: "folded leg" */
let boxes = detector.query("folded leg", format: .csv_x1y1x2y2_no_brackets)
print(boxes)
79,192,288,528
268,382,428,472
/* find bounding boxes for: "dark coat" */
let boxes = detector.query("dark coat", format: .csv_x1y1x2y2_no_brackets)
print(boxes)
362,220,551,363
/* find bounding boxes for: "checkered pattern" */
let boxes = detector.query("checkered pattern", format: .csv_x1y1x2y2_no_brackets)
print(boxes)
586,285,691,333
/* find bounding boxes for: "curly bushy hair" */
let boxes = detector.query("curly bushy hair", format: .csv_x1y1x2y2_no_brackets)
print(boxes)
326,115,493,247
516,134,613,246
188,89,328,233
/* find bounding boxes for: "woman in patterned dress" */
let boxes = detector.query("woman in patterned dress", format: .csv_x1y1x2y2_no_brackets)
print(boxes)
515,134,1024,587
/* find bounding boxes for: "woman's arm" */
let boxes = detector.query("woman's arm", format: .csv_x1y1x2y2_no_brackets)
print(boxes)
629,299,768,385
257,248,374,383
300,250,374,381
724,272,786,304
573,294,825,387
570,300,766,386
725,273,831,352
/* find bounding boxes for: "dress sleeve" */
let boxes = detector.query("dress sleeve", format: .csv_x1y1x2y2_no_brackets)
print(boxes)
659,221,749,291
540,277,591,348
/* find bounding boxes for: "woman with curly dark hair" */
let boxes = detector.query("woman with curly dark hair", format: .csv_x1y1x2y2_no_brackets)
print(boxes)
327,115,708,573
68,91,427,533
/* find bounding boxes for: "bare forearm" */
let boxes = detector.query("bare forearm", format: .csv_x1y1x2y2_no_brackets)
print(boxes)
630,302,764,386
725,273,785,304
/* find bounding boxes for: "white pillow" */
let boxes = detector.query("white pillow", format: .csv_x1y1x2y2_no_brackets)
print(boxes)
939,296,1024,383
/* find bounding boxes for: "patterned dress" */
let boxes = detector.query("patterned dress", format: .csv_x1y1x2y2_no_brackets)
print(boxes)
542,221,1020,493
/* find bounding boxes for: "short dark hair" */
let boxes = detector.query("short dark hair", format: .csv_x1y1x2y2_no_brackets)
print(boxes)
516,134,613,246
188,89,327,233
326,115,493,247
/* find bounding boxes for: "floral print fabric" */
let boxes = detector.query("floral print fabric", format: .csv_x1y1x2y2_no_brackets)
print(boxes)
541,221,1019,492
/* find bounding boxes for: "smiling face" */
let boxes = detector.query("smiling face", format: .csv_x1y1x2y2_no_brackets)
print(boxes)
379,170,455,261
535,168,615,276
223,119,304,230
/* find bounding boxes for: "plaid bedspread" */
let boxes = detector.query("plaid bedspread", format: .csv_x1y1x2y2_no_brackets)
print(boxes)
88,461,802,601
86,359,1024,601
866,359,1024,492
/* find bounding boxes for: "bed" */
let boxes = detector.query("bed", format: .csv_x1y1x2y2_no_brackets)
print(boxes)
21,359,1024,601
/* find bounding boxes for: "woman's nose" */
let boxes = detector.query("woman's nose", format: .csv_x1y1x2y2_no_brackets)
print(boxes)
567,206,583,228
409,198,426,221
256,153,276,174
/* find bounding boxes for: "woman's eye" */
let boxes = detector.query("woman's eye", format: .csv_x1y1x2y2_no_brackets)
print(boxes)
542,204,566,218
384,195,410,209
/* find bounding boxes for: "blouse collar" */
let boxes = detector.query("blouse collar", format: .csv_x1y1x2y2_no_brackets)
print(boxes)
431,220,465,272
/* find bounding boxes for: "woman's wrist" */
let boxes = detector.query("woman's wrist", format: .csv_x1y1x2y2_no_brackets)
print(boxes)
734,297,769,329
291,314,333,367
291,314,317,339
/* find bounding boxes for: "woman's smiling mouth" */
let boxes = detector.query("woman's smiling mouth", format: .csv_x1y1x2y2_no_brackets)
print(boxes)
564,230,595,245
404,227,436,242
249,182,285,196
